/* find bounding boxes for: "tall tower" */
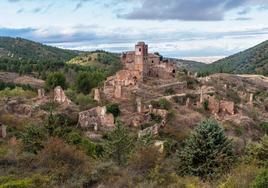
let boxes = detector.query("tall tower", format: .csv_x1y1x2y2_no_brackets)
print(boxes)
134,42,148,78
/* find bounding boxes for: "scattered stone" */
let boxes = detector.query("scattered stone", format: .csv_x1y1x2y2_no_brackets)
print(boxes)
85,132,103,141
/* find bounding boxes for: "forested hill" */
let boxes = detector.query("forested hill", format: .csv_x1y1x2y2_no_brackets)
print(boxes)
198,40,268,76
0,37,79,62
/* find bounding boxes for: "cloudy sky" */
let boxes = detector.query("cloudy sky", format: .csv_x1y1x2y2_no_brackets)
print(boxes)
1,0,268,59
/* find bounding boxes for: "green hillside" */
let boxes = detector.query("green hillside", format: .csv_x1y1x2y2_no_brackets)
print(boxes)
0,37,78,62
0,37,79,75
199,40,268,76
67,50,122,75
175,59,207,72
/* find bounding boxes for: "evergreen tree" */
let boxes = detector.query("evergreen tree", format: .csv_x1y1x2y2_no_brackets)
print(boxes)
176,119,235,179
45,71,66,91
104,121,134,165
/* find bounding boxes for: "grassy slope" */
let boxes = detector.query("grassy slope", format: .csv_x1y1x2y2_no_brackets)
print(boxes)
0,37,79,62
200,40,268,75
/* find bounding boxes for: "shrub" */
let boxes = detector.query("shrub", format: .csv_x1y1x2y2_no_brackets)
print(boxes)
251,169,268,188
151,98,171,110
0,87,36,99
106,103,120,117
75,93,95,109
259,122,268,135
203,99,209,111
219,164,260,188
104,121,134,165
67,131,82,145
245,136,268,167
36,138,91,184
164,88,175,95
129,146,163,175
45,72,66,91
19,125,45,154
176,119,235,179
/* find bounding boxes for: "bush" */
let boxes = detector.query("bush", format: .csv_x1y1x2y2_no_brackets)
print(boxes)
45,72,66,91
104,121,134,165
151,98,171,110
67,132,82,145
0,87,36,99
19,125,45,154
129,146,163,175
251,169,268,188
106,103,120,117
75,93,95,109
36,138,91,184
164,88,175,95
176,119,235,179
203,99,209,111
219,164,260,188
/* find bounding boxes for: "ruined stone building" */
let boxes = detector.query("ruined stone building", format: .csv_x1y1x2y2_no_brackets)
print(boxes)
104,42,178,99
121,42,177,80
78,106,115,131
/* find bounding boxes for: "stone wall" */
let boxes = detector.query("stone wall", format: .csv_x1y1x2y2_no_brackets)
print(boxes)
78,106,115,131
0,124,7,138
201,94,235,115
54,86,71,105
4,100,32,117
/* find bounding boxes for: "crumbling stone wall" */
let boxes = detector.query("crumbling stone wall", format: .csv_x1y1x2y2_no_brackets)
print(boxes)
38,88,45,99
54,86,71,105
78,106,115,131
220,100,235,115
0,123,7,138
201,94,235,115
4,100,32,117
138,124,160,137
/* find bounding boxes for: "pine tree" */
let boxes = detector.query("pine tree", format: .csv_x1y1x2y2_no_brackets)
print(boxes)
104,121,134,165
177,119,235,179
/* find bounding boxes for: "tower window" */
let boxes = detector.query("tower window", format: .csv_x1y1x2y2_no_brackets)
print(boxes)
139,48,141,52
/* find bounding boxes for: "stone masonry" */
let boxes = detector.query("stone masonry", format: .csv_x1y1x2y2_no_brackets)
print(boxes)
54,86,71,105
103,42,178,100
78,106,115,131
0,123,7,138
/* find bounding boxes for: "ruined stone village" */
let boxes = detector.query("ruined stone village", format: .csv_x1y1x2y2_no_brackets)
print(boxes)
0,40,268,187
1,42,266,142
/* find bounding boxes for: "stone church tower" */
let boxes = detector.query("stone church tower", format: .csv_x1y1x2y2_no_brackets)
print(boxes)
134,42,148,78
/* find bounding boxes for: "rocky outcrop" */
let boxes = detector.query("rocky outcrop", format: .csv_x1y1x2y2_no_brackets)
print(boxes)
78,106,115,131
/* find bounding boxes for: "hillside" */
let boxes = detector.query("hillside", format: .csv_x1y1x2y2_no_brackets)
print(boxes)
199,40,268,76
0,37,79,62
174,59,207,72
67,50,122,75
